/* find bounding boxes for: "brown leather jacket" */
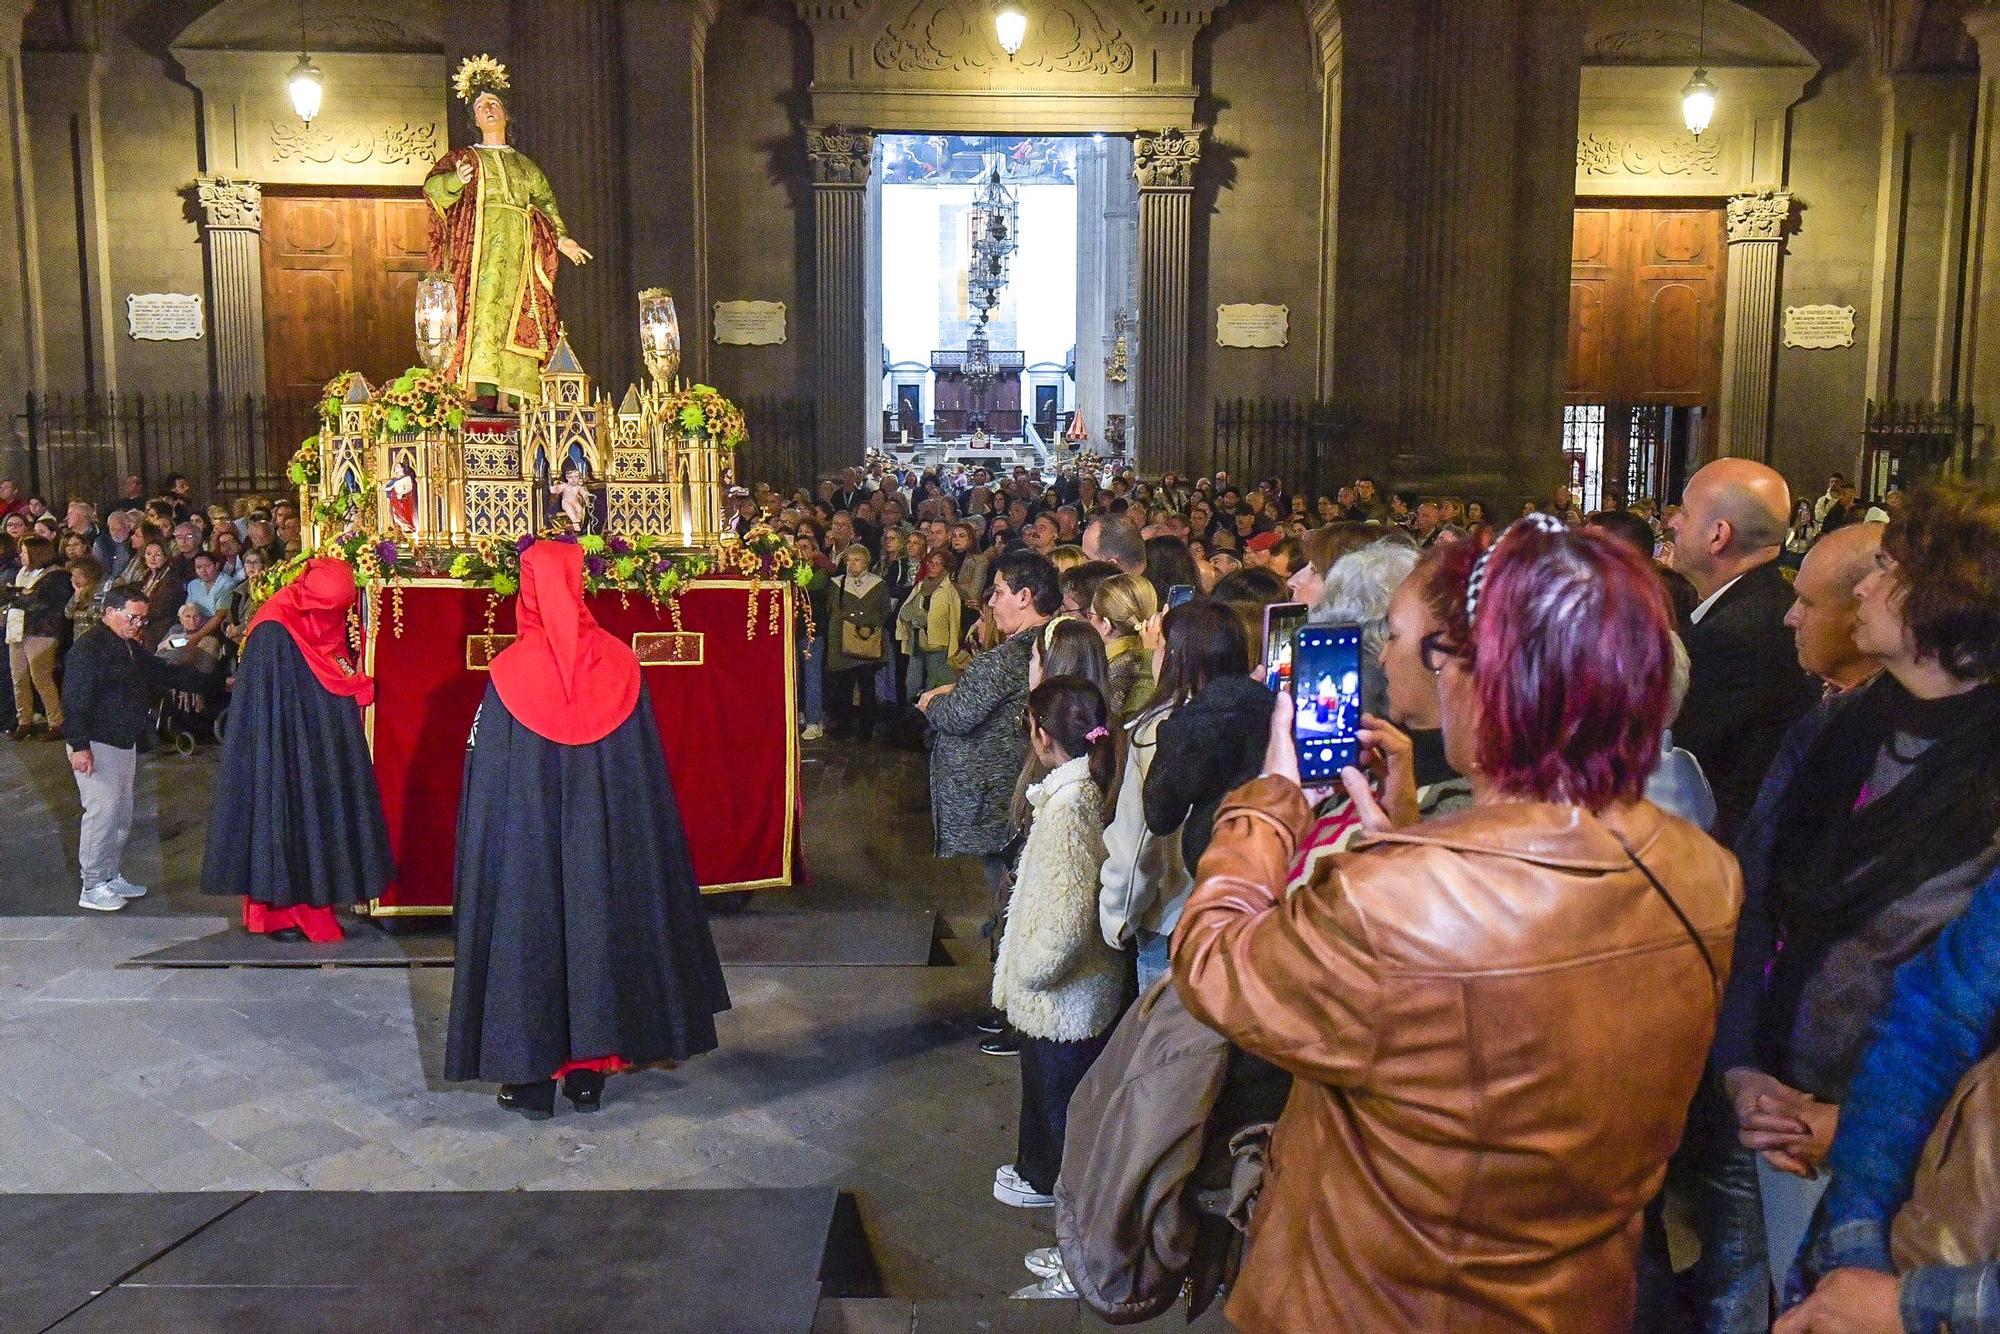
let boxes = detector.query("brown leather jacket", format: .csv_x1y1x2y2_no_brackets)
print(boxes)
1173,777,1742,1332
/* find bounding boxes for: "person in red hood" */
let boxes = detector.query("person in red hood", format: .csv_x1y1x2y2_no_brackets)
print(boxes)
200,557,392,942
445,540,729,1119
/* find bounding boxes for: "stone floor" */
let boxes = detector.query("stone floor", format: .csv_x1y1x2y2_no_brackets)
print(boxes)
0,731,1201,1323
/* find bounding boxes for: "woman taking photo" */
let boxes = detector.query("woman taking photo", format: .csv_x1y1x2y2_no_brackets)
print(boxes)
1174,519,1741,1332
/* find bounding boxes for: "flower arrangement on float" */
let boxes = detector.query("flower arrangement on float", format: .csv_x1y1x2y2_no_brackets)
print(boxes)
375,366,468,437
657,382,747,450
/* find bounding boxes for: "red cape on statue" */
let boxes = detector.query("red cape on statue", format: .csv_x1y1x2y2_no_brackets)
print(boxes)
245,557,373,708
489,541,641,745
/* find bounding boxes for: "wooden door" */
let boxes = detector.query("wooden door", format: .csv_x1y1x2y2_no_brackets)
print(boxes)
263,194,432,406
1566,205,1724,503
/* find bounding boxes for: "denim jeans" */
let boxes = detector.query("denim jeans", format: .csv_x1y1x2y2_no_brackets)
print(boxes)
1134,928,1172,993
1016,1028,1114,1195
1636,1071,1771,1333
796,632,823,726
904,647,954,699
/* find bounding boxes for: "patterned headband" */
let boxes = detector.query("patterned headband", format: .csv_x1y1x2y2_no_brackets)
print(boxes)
1465,511,1567,626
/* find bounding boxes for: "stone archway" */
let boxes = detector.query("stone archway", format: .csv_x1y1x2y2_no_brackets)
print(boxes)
1576,0,1819,463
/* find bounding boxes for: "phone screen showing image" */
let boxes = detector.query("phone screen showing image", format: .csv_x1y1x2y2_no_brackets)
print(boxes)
1166,584,1195,610
1291,624,1362,783
1261,602,1307,692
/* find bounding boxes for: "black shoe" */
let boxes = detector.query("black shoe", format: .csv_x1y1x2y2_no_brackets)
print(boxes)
268,927,306,943
560,1070,606,1113
975,1009,1006,1035
979,1034,1020,1057
498,1080,556,1120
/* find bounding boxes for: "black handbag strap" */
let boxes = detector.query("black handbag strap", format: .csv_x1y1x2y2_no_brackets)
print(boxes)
1609,829,1721,993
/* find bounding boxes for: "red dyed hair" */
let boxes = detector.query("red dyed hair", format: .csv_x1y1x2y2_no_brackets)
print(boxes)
1469,524,1674,810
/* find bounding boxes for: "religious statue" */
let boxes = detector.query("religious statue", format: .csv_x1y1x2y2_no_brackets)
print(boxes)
383,461,417,534
424,55,592,411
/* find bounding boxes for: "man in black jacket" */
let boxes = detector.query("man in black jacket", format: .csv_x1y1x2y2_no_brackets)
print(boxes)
1668,457,1819,845
60,585,195,912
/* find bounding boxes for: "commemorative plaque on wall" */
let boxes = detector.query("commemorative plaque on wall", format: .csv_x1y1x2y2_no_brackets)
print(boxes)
1216,303,1288,349
714,300,787,346
1782,304,1856,350
126,293,205,341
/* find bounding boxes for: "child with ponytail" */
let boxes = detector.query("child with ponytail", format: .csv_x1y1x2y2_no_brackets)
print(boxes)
990,675,1125,1221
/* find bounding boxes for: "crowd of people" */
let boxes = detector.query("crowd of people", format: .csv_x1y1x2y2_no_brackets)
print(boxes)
6,450,1996,1330
752,454,1997,1331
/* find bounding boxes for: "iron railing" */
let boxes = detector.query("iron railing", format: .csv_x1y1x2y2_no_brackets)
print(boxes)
735,395,821,494
4,393,309,509
1208,398,1358,498
1863,399,1979,494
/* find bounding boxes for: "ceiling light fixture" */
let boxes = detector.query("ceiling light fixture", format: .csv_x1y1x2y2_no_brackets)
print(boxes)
995,2,1028,58
1681,0,1716,137
287,0,322,124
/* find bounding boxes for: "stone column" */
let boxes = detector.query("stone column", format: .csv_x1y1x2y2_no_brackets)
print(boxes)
864,162,884,451
25,51,116,393
510,0,633,385
622,0,717,383
1961,11,2000,446
194,175,266,405
0,0,43,412
1134,128,1199,475
1307,0,1342,399
809,126,872,472
1717,188,1795,461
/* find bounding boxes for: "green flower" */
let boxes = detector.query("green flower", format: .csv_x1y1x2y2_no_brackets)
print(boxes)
445,407,465,430
579,534,607,554
448,554,473,579
385,406,409,434
679,404,705,433
491,573,518,596
612,556,640,580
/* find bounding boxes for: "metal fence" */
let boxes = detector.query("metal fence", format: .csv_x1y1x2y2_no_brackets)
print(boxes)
1861,399,1981,495
2,393,309,509
735,395,821,493
1209,398,1358,497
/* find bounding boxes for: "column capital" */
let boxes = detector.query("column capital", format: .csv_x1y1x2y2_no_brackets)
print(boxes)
806,125,874,186
1134,127,1201,190
1967,6,2000,65
195,175,263,232
1725,188,1795,244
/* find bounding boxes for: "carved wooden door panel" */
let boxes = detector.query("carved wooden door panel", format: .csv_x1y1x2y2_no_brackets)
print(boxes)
262,193,430,407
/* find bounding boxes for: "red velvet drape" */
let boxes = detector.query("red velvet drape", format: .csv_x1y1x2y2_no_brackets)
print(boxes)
365,581,802,911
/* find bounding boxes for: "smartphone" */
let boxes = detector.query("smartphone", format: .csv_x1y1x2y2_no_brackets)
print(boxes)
1291,624,1363,784
1260,601,1307,692
1166,584,1195,610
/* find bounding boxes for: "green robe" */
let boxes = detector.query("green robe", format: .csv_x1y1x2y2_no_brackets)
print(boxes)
423,145,569,404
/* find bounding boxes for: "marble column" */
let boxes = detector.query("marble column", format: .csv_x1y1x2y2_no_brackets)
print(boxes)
1307,0,1342,399
622,0,717,383
510,0,633,385
809,126,872,471
0,0,42,411
194,175,266,406
1961,11,2000,448
864,162,883,451
1134,128,1200,475
1072,137,1136,459
1717,188,1795,461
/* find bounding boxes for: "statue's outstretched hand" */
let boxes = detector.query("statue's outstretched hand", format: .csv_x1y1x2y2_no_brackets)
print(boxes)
558,238,593,266
456,160,475,185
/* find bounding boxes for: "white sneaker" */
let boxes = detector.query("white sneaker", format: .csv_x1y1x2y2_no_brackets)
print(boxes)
993,1163,1054,1208
78,883,127,912
103,875,147,899
801,723,825,741
1010,1268,1078,1299
1024,1246,1062,1279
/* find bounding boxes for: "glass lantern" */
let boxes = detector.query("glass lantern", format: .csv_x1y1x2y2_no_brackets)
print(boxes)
639,288,682,385
414,273,458,374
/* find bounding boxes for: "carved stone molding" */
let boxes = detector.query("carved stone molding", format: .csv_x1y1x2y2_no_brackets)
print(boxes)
1576,130,1721,178
268,120,440,167
1133,127,1200,189
1590,28,1701,61
1726,188,1795,244
195,175,263,232
807,125,875,186
872,0,1134,73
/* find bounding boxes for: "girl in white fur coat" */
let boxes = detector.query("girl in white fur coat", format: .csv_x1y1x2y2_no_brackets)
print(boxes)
991,675,1125,1211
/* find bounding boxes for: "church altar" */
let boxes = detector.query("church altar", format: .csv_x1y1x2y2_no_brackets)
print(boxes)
360,580,800,912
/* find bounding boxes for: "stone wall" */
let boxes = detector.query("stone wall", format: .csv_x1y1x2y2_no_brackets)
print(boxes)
1190,0,1322,423
703,0,812,401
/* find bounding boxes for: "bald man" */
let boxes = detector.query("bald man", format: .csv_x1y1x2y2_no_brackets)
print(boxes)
1667,459,1820,842
1784,521,1884,694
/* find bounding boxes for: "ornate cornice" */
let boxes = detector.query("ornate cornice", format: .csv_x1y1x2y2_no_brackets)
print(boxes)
806,125,874,185
1725,187,1795,243
1133,126,1200,189
195,174,263,231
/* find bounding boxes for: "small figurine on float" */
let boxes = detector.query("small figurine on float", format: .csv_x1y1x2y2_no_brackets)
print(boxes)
384,462,417,535
424,54,592,412
445,540,730,1118
200,558,392,942
549,458,592,534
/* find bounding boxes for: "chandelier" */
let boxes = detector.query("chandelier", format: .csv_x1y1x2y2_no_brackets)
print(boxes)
966,167,1018,325
964,326,996,397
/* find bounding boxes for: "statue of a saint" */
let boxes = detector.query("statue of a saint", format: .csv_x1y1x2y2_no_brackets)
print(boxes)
424,55,592,410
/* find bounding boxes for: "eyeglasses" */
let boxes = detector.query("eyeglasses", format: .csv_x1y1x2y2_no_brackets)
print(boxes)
1419,632,1465,674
